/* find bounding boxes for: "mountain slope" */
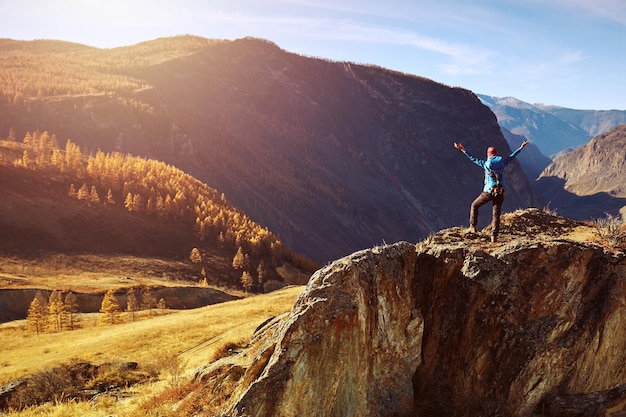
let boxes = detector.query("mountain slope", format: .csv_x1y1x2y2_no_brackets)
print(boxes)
536,124,626,219
0,36,540,262
0,136,316,292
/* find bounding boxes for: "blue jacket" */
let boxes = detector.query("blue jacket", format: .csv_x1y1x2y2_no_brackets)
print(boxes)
462,147,523,193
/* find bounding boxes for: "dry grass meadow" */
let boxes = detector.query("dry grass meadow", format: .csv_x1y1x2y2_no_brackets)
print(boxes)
0,284,305,416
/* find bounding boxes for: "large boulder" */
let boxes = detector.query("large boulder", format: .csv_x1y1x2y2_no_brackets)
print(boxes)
197,209,626,417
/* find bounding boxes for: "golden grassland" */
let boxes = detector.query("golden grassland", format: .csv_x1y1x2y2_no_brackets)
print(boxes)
0,285,305,416
0,253,201,293
0,285,304,383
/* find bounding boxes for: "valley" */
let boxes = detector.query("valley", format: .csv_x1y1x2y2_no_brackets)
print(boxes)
0,35,624,417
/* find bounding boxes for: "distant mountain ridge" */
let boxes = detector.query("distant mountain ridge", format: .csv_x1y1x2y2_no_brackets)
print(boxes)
0,36,540,262
478,94,626,157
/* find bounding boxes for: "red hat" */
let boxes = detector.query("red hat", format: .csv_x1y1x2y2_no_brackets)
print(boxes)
487,147,498,156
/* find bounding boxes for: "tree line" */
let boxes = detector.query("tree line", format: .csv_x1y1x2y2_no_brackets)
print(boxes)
0,36,218,104
26,288,165,334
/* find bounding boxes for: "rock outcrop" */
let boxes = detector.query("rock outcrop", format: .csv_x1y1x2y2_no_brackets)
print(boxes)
196,209,625,417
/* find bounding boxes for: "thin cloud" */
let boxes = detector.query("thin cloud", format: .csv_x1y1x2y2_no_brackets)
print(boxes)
527,0,626,25
501,49,584,93
559,50,584,65
203,10,494,68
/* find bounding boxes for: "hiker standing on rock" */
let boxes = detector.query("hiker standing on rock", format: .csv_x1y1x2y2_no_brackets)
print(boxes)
453,140,529,242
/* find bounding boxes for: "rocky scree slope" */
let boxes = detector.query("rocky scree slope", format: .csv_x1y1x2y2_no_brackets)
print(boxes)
196,208,626,417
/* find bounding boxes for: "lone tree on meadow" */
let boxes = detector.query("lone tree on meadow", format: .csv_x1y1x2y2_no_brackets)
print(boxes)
99,289,122,325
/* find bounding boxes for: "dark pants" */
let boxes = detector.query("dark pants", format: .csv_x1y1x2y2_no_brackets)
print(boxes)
470,192,504,237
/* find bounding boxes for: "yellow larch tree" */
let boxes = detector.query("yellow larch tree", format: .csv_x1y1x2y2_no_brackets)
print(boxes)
99,289,122,326
27,297,48,335
126,287,139,322
48,290,67,332
64,291,80,330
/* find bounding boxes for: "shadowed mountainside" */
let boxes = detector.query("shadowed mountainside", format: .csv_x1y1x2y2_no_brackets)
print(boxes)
0,36,541,262
536,124,626,220
500,127,552,181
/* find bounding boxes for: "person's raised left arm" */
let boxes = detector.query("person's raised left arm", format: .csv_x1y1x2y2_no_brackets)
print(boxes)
510,140,529,158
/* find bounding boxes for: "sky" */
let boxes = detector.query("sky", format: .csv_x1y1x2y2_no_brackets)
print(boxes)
1,0,625,110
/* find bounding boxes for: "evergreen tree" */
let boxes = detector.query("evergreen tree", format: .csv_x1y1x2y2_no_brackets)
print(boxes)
64,139,83,175
48,290,67,331
89,185,100,204
257,261,267,289
51,148,64,170
99,289,121,325
68,184,77,199
21,149,32,167
124,192,134,211
26,297,48,334
126,287,139,321
77,183,89,200
141,290,157,317
64,291,80,330
132,193,143,211
189,247,202,264
241,271,254,292
232,247,246,270
106,189,115,205
35,291,48,315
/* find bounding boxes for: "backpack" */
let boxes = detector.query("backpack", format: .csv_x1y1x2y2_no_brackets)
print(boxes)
489,170,504,197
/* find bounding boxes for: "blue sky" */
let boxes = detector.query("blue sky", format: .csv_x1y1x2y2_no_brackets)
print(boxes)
1,0,625,110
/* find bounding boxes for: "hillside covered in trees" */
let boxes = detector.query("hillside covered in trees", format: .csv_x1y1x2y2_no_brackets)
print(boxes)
0,36,217,103
0,130,317,292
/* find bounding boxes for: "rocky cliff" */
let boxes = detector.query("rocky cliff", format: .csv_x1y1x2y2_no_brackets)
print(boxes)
196,209,626,417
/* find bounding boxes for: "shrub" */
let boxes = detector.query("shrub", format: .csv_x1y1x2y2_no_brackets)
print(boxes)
3,360,150,412
5,360,96,410
143,352,188,386
595,213,625,248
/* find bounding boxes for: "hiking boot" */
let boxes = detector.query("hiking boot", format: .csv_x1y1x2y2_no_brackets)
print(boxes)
468,225,477,233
